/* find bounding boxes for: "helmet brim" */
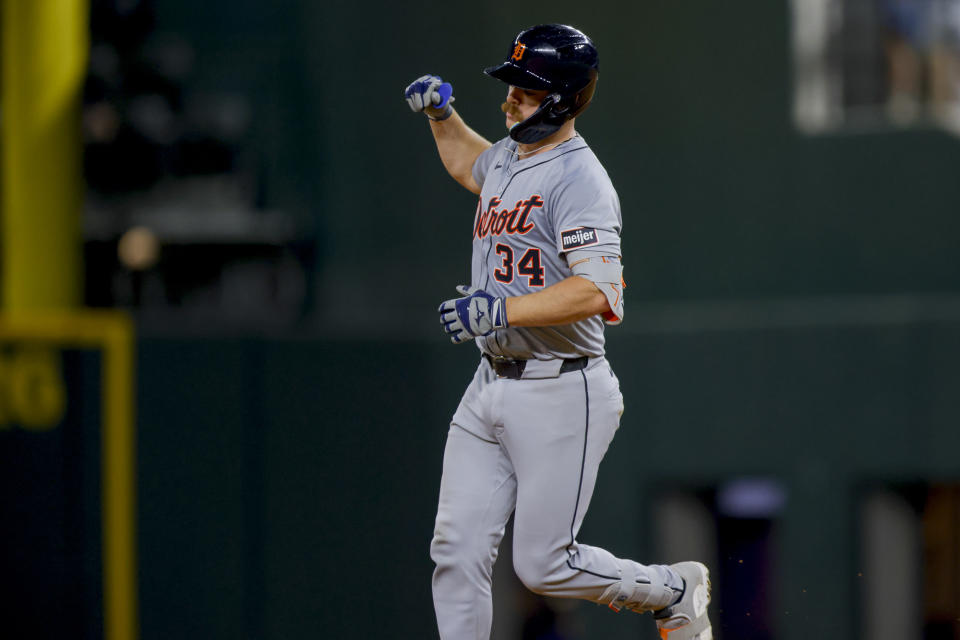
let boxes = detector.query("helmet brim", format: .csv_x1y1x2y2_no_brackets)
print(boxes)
483,62,554,91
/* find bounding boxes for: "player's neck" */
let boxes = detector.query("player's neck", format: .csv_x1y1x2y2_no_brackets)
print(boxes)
516,123,577,158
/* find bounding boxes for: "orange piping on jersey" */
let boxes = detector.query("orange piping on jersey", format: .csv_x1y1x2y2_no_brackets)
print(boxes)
602,284,622,322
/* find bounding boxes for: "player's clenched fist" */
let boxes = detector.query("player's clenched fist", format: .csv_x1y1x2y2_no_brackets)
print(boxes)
438,285,508,343
404,74,454,121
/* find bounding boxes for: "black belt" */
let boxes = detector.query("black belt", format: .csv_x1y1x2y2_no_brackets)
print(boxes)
483,354,589,379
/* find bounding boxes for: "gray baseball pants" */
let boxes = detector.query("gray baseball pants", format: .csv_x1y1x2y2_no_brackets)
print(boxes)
430,357,677,639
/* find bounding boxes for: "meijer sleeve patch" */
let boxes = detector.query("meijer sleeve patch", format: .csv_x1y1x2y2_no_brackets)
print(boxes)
560,227,600,252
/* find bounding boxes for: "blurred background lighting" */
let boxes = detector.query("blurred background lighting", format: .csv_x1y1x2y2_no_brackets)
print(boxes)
717,477,788,519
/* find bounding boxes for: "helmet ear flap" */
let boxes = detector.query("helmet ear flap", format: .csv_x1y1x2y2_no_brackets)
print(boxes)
542,93,565,120
508,93,565,144
508,71,599,144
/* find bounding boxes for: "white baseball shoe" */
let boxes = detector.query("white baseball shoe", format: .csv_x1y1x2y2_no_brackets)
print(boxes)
652,561,712,640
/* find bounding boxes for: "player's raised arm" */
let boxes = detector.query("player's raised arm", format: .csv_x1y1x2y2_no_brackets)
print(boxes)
404,75,491,195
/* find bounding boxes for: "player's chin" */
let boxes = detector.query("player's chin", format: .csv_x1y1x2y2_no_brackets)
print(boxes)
505,115,518,129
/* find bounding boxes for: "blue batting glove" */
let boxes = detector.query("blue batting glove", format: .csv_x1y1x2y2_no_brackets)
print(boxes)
404,74,454,120
438,285,508,344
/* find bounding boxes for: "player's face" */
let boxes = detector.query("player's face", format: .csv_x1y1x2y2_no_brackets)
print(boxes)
504,86,550,128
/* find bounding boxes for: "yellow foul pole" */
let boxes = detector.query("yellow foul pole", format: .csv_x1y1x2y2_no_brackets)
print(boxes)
1,0,89,311
1,13,139,639
2,10,139,638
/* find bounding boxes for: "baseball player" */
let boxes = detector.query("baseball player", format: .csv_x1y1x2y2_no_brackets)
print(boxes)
404,24,712,640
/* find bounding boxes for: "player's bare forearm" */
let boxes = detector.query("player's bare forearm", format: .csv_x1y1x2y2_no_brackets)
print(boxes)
430,109,491,195
505,276,611,327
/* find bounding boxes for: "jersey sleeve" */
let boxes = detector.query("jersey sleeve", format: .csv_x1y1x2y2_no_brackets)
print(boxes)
548,167,622,259
548,162,625,325
471,139,506,188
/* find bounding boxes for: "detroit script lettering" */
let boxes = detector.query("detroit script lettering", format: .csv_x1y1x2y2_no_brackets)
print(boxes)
473,195,544,239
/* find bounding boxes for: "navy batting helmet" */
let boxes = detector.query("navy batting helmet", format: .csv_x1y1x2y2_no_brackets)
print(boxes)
484,24,599,144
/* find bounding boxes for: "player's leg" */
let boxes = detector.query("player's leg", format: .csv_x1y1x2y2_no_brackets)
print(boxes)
431,365,517,640
502,359,682,612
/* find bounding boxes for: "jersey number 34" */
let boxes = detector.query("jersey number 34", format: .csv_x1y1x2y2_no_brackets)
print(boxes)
494,244,545,287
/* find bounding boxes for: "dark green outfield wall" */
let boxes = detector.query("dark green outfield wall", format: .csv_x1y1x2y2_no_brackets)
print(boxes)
135,318,960,640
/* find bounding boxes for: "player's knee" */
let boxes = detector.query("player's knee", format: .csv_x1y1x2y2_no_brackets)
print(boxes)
430,525,462,567
512,545,567,595
513,565,549,595
431,525,495,584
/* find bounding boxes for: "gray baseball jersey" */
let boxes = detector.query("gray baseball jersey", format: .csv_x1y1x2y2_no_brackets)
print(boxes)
469,135,623,360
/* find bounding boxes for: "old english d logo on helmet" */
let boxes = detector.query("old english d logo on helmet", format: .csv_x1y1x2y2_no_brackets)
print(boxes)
511,42,526,61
